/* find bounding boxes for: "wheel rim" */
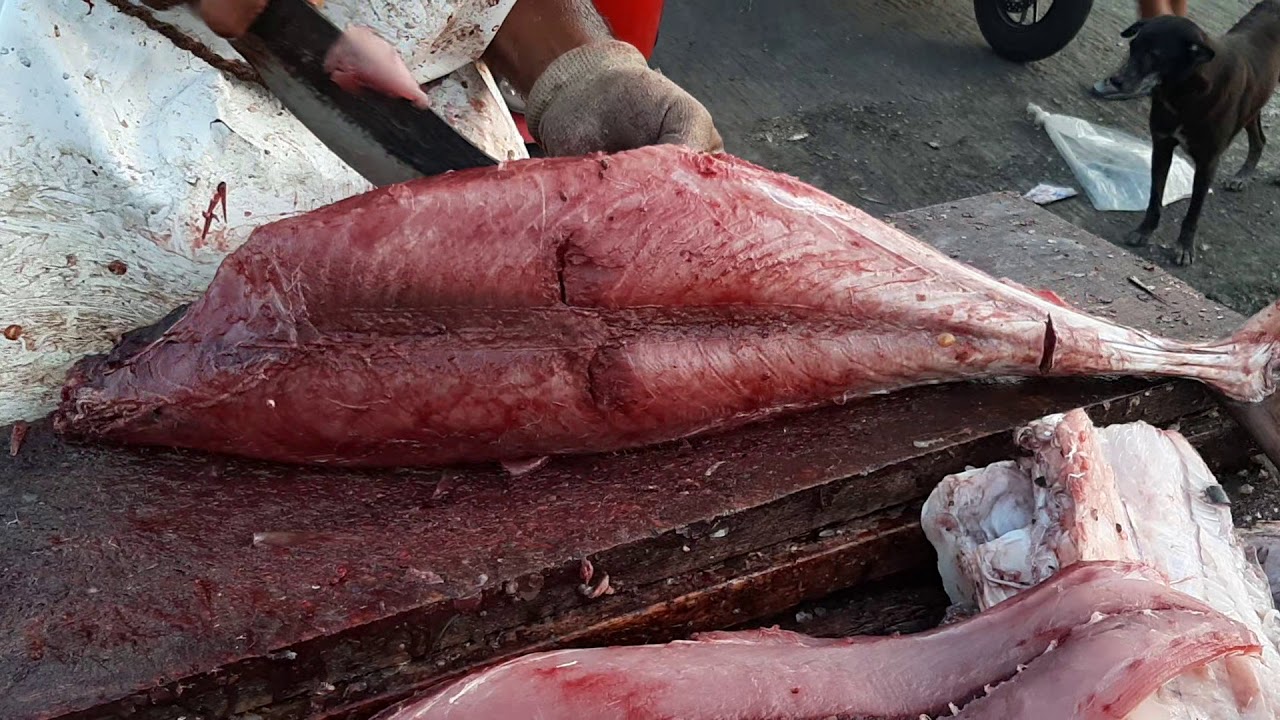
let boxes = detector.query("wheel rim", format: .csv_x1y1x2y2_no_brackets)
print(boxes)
996,0,1055,28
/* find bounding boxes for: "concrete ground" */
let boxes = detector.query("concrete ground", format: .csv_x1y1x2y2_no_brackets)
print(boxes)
653,0,1280,316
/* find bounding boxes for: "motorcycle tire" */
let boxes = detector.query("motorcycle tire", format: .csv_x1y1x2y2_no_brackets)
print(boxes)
973,0,1094,63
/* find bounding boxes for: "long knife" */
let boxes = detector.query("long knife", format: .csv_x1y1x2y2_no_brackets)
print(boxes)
228,0,498,186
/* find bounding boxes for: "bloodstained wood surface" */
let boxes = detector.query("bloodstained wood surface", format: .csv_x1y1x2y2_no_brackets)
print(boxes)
0,192,1256,720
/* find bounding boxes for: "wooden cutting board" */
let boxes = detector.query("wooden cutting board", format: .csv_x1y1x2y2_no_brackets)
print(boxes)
0,192,1255,720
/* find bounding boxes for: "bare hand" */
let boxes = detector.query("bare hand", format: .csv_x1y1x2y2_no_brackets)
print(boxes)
196,0,268,39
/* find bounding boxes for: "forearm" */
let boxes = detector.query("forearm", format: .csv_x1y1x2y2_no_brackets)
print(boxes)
483,0,612,96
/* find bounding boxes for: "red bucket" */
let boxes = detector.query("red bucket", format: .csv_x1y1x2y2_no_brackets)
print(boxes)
512,0,666,143
595,0,664,59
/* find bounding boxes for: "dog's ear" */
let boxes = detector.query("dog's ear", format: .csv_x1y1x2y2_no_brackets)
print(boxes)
1120,20,1146,38
1188,40,1215,65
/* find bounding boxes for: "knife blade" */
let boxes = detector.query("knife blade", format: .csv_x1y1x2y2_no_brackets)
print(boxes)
228,0,498,186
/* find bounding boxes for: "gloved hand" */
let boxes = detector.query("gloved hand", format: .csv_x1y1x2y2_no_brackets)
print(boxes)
526,40,723,157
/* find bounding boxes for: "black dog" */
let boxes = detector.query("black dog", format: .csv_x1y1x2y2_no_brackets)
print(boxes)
1106,1,1280,266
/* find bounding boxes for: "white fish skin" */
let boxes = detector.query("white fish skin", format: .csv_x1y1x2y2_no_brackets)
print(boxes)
922,408,1280,720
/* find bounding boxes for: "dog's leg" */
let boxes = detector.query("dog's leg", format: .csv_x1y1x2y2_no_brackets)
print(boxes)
1126,136,1177,247
1175,158,1219,266
1225,116,1265,191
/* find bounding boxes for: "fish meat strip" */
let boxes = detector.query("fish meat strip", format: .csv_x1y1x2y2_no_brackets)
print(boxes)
374,561,1258,720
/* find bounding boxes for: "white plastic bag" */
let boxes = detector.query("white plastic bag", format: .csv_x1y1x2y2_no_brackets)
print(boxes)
1023,183,1078,205
1028,103,1194,212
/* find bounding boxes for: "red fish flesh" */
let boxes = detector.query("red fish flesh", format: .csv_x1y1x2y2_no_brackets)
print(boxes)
371,561,1258,720
53,145,1280,467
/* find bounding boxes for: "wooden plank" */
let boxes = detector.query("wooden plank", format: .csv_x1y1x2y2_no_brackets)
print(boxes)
0,193,1256,720
324,504,933,720
753,574,951,640
299,402,1255,720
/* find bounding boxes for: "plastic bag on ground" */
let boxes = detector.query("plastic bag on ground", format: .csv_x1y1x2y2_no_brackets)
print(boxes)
1028,102,1194,212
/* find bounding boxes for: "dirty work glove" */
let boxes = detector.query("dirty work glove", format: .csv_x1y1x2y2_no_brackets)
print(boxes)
526,40,723,157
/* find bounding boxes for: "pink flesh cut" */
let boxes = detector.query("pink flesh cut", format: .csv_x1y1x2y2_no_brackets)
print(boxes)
955,610,1261,720
373,561,1259,720
323,26,430,108
53,145,1280,467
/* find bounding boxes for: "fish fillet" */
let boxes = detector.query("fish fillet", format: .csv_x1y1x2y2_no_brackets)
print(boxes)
53,145,1280,466
373,562,1258,720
